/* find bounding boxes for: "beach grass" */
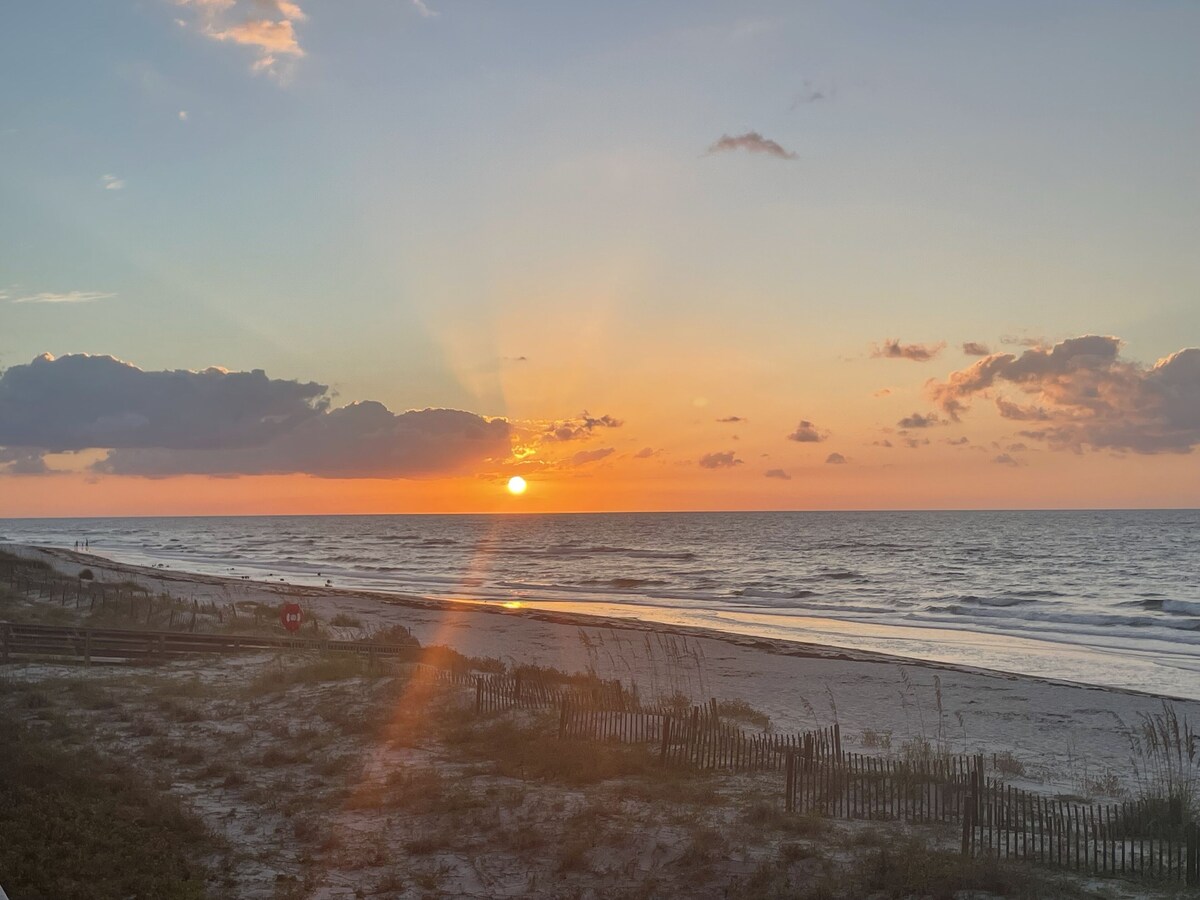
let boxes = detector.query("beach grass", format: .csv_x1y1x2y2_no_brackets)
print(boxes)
0,705,220,900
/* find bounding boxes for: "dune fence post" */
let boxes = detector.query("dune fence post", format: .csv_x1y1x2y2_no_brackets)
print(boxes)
785,751,796,814
659,715,672,765
1186,822,1198,886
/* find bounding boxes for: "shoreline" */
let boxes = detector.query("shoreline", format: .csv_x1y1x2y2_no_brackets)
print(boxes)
8,541,1200,793
4,543,1194,897
9,542,1196,706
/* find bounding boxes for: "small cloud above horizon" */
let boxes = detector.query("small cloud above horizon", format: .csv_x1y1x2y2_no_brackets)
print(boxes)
764,468,790,480
962,341,991,356
101,174,125,191
786,420,823,443
698,450,742,469
871,338,945,362
825,452,847,465
897,411,942,429
707,131,797,160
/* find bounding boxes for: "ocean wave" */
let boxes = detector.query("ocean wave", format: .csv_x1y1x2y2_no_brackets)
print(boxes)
1162,599,1200,617
576,576,671,590
732,587,819,600
945,594,1039,608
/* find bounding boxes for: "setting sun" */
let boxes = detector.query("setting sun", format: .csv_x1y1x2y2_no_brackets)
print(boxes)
506,476,527,495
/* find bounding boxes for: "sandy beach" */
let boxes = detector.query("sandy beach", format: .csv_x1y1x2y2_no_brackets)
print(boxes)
12,542,1198,798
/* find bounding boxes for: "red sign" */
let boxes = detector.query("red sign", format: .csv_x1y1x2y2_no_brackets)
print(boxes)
280,603,303,633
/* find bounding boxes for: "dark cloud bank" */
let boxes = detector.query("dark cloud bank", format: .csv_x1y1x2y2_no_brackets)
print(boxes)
0,354,510,477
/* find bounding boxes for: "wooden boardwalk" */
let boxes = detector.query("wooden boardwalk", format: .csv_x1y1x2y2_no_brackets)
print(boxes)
0,621,420,666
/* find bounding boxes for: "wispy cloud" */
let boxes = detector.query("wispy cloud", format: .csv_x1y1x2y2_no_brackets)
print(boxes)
542,412,623,442
570,447,615,466
410,0,437,17
962,341,991,356
8,290,115,305
870,338,945,362
790,80,832,108
716,415,745,424
825,452,847,465
176,0,307,79
101,174,125,190
764,468,790,480
707,131,797,160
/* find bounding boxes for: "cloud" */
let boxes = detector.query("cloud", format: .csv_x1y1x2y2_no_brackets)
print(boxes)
764,468,790,480
928,335,1200,454
8,290,114,305
962,341,991,357
786,420,823,443
943,436,970,446
0,353,510,478
716,416,745,423
570,447,615,467
179,110,189,121
410,0,437,16
543,412,623,442
790,80,831,108
698,451,742,469
707,132,797,160
101,174,125,190
993,453,1021,467
176,0,306,77
633,447,657,459
897,411,942,429
873,388,892,398
0,448,50,476
825,452,847,465
871,338,945,362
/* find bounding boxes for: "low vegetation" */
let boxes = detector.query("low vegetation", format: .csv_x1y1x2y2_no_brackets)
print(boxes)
0,707,220,900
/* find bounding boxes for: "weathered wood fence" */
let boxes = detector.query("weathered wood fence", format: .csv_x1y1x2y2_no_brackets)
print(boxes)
787,750,981,821
784,751,1199,887
559,694,841,774
965,774,1199,885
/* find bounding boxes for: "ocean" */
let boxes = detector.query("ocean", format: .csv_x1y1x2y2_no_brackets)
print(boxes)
2,510,1198,699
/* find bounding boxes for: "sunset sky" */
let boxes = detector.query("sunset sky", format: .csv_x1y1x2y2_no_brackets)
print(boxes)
2,1,1198,515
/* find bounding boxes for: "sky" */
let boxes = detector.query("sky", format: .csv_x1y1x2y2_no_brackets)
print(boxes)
1,0,1198,516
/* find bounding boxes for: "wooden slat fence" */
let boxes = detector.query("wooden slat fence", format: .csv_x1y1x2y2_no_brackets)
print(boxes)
559,695,840,774
965,773,1199,886
786,750,981,823
474,673,634,714
784,751,1199,887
